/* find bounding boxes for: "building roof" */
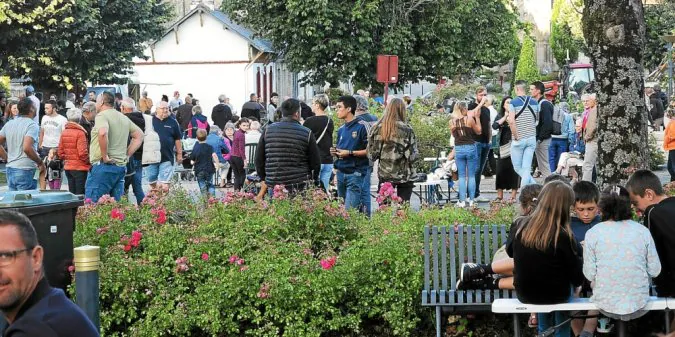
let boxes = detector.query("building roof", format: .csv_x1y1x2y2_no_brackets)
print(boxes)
158,4,273,53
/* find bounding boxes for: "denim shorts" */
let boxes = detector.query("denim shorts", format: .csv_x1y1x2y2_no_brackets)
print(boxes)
144,161,175,184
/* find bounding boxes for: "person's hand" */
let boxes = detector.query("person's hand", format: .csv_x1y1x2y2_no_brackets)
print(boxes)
244,159,249,167
336,149,350,158
102,155,115,164
177,154,183,163
38,162,46,176
480,96,488,105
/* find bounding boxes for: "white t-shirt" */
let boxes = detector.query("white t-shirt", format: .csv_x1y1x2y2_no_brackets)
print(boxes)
40,114,68,148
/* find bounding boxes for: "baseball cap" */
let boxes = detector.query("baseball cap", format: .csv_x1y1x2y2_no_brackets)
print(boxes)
26,85,35,93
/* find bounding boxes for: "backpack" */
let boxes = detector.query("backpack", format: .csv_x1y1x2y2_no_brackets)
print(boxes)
188,117,209,138
552,105,565,136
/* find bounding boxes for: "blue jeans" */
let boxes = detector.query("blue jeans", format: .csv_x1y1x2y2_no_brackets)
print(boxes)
337,170,365,212
124,158,145,204
537,311,570,337
319,164,333,193
474,142,490,197
360,166,372,215
6,167,37,191
85,163,126,202
196,171,215,196
549,138,568,173
455,144,478,202
510,136,537,187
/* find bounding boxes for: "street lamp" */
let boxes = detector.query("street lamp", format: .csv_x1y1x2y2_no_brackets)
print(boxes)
660,35,675,98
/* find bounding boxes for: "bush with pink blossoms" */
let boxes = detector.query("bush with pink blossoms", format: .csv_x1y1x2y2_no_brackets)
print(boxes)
73,185,518,337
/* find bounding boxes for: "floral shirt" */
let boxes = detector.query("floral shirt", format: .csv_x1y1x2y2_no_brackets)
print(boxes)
583,220,661,315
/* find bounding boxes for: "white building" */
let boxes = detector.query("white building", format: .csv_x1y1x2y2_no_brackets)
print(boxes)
132,3,284,120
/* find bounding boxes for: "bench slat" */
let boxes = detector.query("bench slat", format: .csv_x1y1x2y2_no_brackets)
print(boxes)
440,226,448,304
474,226,481,265
432,226,440,304
449,225,457,304
484,224,490,265
423,226,430,304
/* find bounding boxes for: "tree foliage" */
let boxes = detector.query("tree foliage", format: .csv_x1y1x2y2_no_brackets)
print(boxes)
550,0,585,67
0,0,172,89
644,2,675,72
514,37,539,84
222,0,520,88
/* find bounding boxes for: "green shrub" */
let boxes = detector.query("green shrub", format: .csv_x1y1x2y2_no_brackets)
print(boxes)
649,133,665,171
514,37,540,85
73,189,516,337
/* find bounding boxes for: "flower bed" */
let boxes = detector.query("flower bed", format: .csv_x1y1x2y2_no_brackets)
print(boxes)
74,188,516,336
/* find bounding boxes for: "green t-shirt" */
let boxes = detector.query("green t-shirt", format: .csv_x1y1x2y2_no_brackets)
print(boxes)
89,109,142,166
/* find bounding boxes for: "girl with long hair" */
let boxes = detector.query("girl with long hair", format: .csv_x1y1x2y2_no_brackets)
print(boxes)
449,101,481,207
368,98,418,201
507,181,584,337
493,97,520,201
3,102,18,123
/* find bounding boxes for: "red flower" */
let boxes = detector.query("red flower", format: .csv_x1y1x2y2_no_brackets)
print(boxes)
235,258,245,265
152,208,167,224
320,256,337,270
201,253,209,261
111,208,125,221
123,245,132,252
229,255,238,264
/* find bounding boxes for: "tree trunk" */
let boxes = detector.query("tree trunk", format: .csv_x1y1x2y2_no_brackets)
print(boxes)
582,0,649,187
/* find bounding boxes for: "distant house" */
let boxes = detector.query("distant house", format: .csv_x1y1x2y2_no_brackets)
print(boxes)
132,3,288,120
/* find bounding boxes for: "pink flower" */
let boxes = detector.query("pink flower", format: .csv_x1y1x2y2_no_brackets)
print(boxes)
96,227,109,235
235,258,245,265
151,207,167,224
257,283,270,298
67,265,75,273
272,184,288,200
201,253,209,261
320,256,337,270
123,245,132,252
229,255,238,264
239,266,249,272
111,208,125,221
84,198,93,204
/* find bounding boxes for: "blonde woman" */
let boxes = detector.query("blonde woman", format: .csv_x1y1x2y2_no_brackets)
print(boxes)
368,98,418,201
449,101,481,207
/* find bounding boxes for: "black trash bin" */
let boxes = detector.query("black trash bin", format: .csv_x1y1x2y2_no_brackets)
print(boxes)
0,190,83,291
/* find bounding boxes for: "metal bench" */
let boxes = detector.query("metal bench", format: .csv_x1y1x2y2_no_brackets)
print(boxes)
422,224,514,337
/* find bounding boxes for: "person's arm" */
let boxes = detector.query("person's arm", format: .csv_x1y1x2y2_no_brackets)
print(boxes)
467,110,482,135
307,133,321,182
408,128,419,162
0,134,6,161
566,114,575,144
127,129,143,160
646,228,662,278
23,135,46,174
254,133,266,180
585,108,598,141
337,126,368,158
566,235,586,287
38,127,44,149
493,112,506,131
507,106,519,140
367,126,379,162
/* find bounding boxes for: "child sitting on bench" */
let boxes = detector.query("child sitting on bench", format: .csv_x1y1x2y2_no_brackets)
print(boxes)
584,185,661,321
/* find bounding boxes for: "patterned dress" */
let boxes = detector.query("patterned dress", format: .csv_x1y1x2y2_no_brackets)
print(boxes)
583,220,661,320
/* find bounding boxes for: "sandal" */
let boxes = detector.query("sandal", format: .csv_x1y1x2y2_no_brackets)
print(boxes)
528,313,538,328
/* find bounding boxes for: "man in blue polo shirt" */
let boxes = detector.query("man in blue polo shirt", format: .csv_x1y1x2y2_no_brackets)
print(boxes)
354,95,377,215
145,101,183,192
332,96,370,213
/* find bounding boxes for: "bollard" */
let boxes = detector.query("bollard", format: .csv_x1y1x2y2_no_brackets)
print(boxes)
74,245,100,331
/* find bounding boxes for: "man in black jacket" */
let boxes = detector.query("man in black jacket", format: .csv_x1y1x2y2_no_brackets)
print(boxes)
255,98,321,194
241,93,263,122
121,98,146,204
0,210,99,337
211,94,232,130
531,81,553,178
647,87,665,131
176,96,194,132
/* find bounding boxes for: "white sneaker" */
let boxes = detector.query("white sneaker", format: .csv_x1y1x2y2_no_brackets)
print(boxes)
456,201,466,208
467,200,475,208
475,197,490,203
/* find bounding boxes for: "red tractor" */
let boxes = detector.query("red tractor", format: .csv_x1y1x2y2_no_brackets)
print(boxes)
544,63,595,102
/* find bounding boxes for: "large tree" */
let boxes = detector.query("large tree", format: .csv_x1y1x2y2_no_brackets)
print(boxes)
550,0,585,67
222,0,520,87
1,0,172,89
582,0,649,187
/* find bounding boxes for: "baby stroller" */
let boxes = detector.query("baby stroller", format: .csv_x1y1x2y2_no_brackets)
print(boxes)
176,131,196,181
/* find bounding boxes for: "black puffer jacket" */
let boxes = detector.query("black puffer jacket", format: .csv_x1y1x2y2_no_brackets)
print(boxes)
255,118,321,187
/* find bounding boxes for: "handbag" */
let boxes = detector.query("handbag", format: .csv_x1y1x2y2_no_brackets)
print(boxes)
499,142,512,158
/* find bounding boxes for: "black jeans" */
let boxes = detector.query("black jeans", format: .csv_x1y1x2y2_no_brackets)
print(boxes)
65,170,88,195
378,180,414,202
230,157,246,191
669,150,675,182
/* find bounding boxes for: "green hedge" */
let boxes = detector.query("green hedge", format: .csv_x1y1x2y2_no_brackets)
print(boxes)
73,190,517,337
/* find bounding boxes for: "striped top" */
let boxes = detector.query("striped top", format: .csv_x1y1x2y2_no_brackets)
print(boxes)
509,96,538,140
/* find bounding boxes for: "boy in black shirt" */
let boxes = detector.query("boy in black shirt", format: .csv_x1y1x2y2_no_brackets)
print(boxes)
627,170,675,298
190,129,218,197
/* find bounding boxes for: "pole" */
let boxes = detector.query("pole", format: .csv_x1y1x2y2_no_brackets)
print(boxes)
669,42,674,99
74,245,100,332
384,83,389,105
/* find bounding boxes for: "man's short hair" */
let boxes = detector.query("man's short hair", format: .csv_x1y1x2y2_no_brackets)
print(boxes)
531,81,546,96
218,94,226,103
544,173,571,186
572,181,600,204
337,96,357,115
196,128,208,141
270,92,279,98
354,95,368,112
88,90,96,95
250,93,257,99
45,100,57,109
67,92,76,102
67,108,83,122
17,97,34,116
475,86,487,95
82,102,96,114
99,92,115,107
0,210,39,249
192,105,202,115
515,80,528,92
626,169,664,197
313,94,330,110
114,93,123,100
280,98,301,116
120,97,136,110
654,84,662,91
